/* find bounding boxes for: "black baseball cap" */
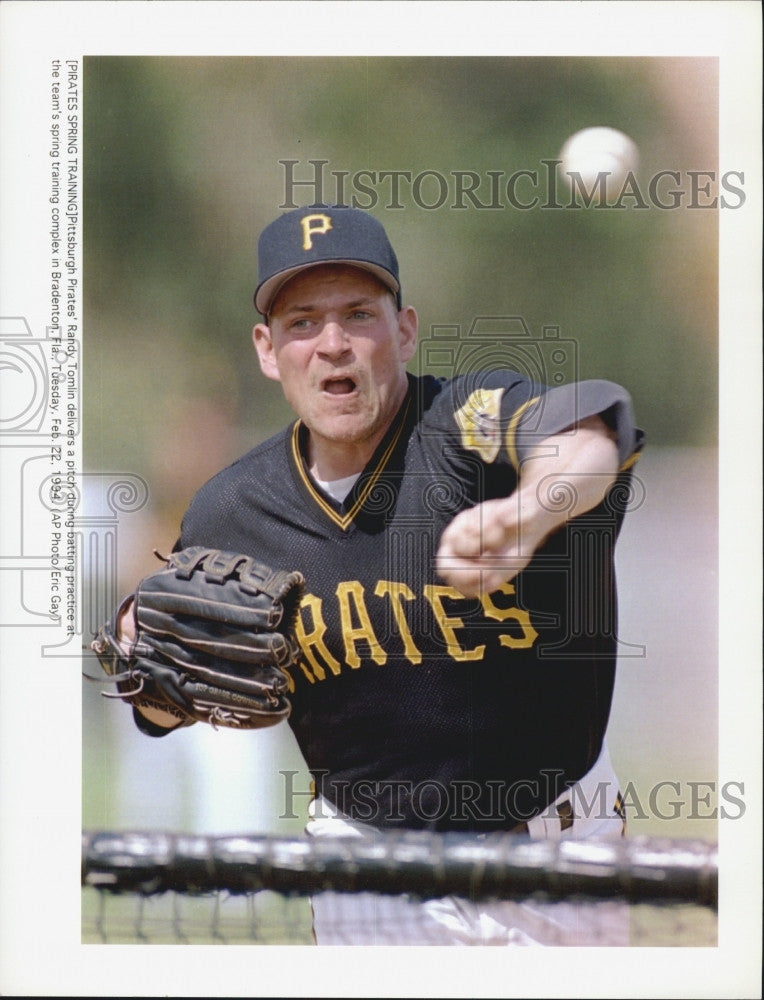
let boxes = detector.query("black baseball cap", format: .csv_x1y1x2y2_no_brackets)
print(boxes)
254,204,401,315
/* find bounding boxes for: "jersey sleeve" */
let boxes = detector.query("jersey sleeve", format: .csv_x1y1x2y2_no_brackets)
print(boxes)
508,379,641,470
447,374,642,472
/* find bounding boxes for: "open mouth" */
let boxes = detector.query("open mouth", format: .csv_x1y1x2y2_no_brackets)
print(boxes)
322,376,358,396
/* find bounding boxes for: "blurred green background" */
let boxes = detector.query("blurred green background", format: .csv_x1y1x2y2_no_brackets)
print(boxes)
84,57,718,482
82,57,719,843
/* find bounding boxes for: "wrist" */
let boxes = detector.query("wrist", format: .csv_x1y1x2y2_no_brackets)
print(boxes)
514,486,563,551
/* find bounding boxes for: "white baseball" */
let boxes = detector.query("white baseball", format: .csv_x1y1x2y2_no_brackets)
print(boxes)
559,127,639,189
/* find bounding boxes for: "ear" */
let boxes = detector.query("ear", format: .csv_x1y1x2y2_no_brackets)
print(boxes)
252,323,281,382
397,305,419,363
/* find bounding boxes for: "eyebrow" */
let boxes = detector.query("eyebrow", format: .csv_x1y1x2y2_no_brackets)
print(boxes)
279,296,379,317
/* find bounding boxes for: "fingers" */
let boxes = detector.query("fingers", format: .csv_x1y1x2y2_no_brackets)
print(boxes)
435,497,537,597
438,500,505,557
434,560,513,598
435,546,530,597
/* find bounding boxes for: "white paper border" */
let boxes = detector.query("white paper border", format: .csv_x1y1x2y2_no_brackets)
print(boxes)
1,2,761,996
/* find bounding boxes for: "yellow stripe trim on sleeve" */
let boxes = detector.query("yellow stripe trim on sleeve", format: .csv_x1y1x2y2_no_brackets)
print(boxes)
505,396,541,471
618,449,642,474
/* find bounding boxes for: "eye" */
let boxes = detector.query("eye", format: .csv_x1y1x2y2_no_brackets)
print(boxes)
288,316,313,331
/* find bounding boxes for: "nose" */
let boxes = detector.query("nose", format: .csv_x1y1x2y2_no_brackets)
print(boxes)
316,320,351,360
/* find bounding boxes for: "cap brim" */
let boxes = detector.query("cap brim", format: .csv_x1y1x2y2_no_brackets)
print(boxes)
255,260,400,315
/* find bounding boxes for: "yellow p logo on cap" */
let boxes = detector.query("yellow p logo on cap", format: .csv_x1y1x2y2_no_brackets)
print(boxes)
300,213,332,251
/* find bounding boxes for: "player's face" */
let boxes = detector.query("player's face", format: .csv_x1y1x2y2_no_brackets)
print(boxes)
254,265,418,475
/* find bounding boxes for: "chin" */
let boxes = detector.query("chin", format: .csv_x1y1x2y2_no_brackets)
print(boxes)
314,414,377,445
324,423,372,445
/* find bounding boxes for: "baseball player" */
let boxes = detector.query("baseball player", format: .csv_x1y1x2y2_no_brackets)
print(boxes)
95,204,643,945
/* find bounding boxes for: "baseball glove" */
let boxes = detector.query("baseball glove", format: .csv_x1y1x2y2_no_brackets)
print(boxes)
91,547,305,731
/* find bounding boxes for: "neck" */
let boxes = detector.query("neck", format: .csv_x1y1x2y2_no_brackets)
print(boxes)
306,379,409,482
307,437,378,482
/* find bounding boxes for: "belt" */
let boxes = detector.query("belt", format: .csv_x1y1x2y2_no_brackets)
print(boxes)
511,792,628,837
510,798,575,835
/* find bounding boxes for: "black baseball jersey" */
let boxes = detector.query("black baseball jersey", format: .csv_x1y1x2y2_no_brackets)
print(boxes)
162,371,643,831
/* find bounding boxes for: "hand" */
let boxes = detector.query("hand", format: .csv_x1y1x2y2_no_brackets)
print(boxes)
435,416,620,598
435,492,555,598
93,547,304,732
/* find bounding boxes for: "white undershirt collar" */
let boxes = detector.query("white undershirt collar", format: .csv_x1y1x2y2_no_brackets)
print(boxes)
311,471,361,503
